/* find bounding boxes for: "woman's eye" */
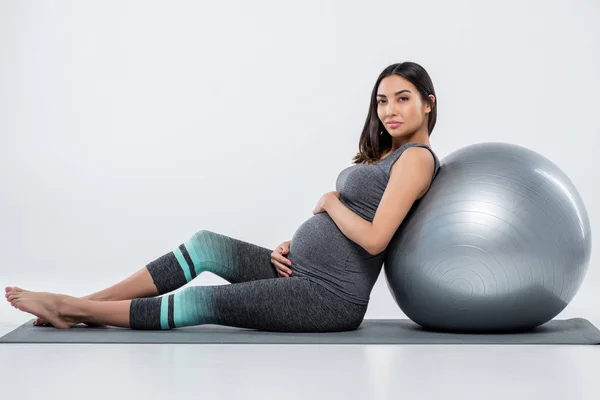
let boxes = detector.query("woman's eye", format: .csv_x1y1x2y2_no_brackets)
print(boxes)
377,97,408,104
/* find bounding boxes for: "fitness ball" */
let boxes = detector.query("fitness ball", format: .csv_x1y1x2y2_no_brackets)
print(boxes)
384,142,592,333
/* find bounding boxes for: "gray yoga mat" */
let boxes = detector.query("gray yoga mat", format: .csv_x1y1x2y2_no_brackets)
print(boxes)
1,318,599,344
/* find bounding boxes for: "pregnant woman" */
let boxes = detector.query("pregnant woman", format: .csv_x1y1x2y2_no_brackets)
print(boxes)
5,61,441,332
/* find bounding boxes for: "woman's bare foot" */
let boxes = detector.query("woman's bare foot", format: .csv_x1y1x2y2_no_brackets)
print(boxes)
5,286,78,329
5,286,105,328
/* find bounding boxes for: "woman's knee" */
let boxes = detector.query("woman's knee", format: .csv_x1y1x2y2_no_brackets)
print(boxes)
193,229,213,239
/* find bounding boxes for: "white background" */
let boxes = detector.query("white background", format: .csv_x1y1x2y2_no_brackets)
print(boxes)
1,0,598,327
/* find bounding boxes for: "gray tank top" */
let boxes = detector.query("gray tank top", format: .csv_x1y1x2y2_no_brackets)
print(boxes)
289,142,441,305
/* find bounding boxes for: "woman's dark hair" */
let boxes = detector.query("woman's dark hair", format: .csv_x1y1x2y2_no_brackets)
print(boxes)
352,61,437,165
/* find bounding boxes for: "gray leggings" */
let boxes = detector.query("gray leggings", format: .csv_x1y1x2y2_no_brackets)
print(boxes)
129,230,367,332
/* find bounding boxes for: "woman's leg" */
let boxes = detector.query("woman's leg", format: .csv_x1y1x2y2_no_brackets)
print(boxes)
21,267,156,326
82,267,159,301
127,277,367,332
83,229,279,302
5,288,132,329
11,277,366,332
29,230,283,326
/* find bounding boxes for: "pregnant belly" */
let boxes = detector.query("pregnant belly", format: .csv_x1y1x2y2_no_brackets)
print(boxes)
289,213,370,269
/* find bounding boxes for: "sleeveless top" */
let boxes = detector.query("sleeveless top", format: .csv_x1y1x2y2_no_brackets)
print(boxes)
288,142,442,305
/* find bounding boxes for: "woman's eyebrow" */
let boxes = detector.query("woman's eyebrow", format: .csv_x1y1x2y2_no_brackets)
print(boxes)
376,89,412,98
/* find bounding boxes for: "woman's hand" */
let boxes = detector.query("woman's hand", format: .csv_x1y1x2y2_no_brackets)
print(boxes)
312,191,340,215
270,240,293,277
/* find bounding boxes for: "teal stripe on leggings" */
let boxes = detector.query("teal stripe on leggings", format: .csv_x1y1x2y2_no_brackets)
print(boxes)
173,286,204,327
160,296,170,329
173,247,192,282
157,287,214,329
174,232,234,281
184,237,202,273
173,236,210,281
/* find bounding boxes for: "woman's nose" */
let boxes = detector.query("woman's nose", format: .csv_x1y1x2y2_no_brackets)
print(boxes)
385,104,399,115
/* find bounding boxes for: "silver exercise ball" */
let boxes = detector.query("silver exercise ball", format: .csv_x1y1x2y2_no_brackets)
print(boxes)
384,142,592,333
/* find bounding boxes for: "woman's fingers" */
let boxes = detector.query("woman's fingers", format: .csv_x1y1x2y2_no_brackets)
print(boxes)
276,267,289,277
271,257,292,277
279,253,292,266
275,260,292,276
271,245,293,277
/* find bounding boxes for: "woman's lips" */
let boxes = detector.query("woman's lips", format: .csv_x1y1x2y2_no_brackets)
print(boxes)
387,122,402,128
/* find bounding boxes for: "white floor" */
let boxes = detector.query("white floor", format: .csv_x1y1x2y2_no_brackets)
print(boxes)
1,321,599,400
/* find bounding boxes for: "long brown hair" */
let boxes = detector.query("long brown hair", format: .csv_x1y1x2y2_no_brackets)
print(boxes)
352,62,438,165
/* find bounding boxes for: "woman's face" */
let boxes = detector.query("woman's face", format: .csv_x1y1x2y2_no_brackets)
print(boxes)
376,75,433,138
